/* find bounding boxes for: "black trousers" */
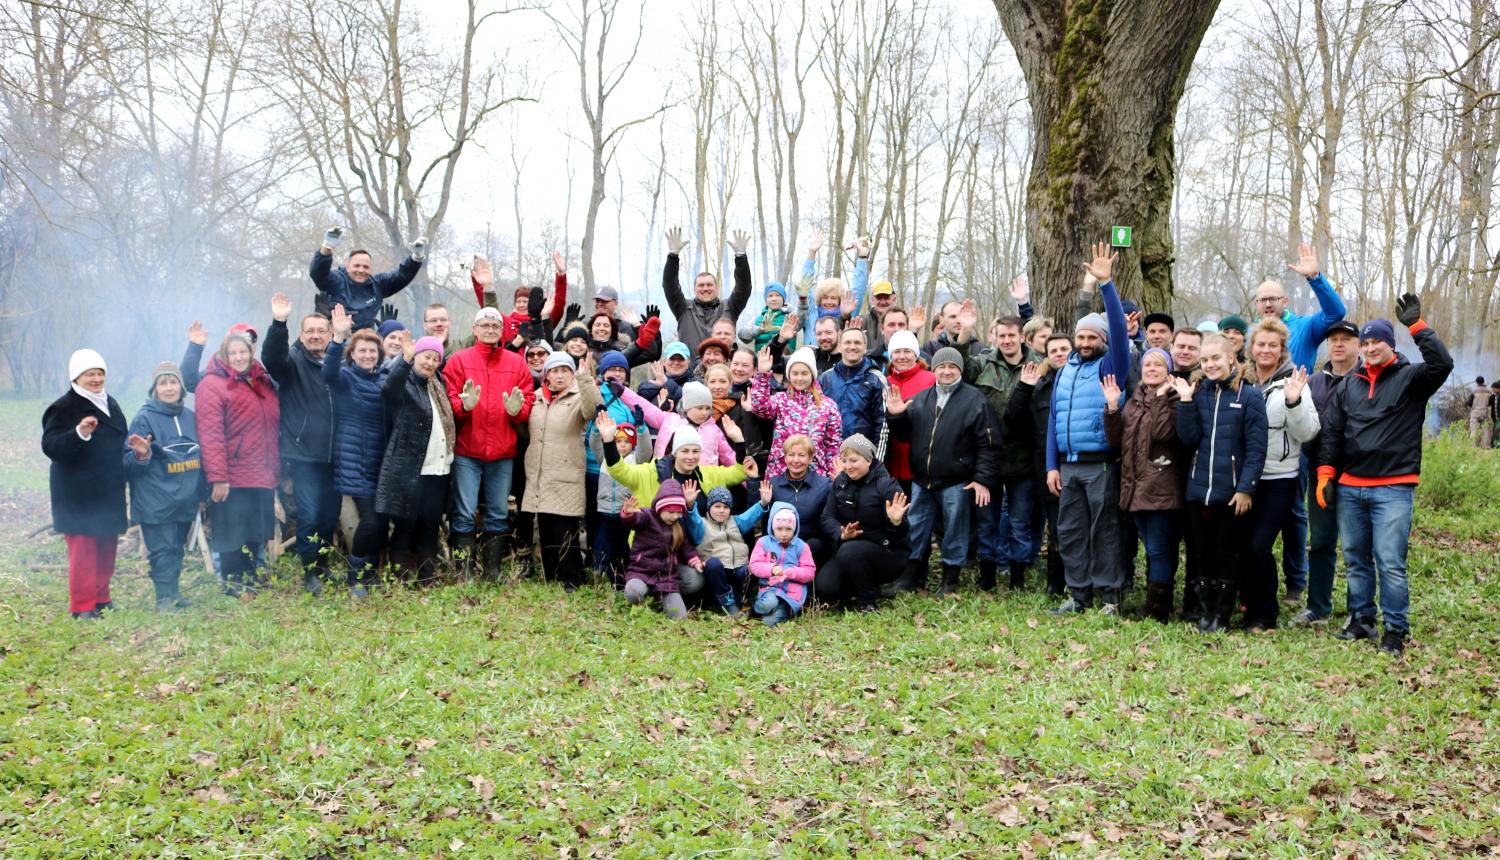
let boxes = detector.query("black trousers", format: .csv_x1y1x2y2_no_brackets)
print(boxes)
1187,501,1248,595
537,513,586,587
815,540,905,604
348,495,386,582
389,475,449,568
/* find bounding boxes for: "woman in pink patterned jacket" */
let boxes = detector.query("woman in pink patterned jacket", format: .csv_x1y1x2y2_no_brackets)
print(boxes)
749,346,843,479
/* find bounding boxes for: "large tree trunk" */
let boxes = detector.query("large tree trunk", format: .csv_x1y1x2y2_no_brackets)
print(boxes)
994,0,1220,326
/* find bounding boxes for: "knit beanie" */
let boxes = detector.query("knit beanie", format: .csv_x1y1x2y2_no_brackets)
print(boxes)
598,350,629,375
772,507,798,531
69,348,107,381
654,478,687,514
764,282,788,303
1141,347,1173,372
887,330,921,356
1217,314,1249,335
679,381,712,411
1359,319,1396,349
229,322,259,344
377,319,407,338
148,360,182,397
543,352,576,374
411,336,445,358
706,487,734,510
932,346,964,370
785,347,818,380
615,422,638,448
561,322,590,344
671,426,703,453
839,433,876,463
1075,312,1108,343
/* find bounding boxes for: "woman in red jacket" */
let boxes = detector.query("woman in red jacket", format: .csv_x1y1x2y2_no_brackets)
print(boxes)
196,330,281,596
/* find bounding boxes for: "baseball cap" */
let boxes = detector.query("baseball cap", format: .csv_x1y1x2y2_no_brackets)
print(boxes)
594,286,619,302
870,280,894,296
1322,320,1359,340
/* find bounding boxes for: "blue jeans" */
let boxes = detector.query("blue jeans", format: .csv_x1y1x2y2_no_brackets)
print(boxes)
753,589,793,626
287,459,339,570
978,478,1036,566
1306,478,1340,619
451,456,514,535
1336,483,1414,634
1280,457,1310,591
703,558,749,604
1133,510,1180,586
907,482,973,567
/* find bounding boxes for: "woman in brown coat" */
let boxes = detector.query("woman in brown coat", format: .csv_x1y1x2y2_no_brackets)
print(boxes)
523,351,602,589
1104,347,1184,622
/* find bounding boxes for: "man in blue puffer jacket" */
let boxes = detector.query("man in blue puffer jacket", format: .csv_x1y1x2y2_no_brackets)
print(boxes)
818,328,887,444
1046,242,1132,615
310,226,426,332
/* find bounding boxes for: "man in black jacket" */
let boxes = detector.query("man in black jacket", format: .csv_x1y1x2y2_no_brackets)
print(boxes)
885,347,1001,594
1006,334,1072,596
265,291,338,595
1316,295,1452,656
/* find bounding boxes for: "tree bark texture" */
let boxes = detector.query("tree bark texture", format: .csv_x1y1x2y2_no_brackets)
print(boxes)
994,0,1220,326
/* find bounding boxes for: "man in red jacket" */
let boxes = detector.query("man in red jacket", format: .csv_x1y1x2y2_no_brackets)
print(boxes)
442,307,536,577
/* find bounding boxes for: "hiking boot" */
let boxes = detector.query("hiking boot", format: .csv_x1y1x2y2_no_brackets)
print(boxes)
1198,580,1236,634
155,597,184,613
1288,608,1328,627
938,564,962,596
1335,616,1376,642
977,560,997,592
1377,630,1406,657
1283,587,1305,605
716,591,743,619
1009,562,1028,591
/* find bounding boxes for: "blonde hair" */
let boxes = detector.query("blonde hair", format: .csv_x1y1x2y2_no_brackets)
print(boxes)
783,434,815,456
702,363,731,384
1250,317,1290,355
1192,333,1247,392
814,278,844,308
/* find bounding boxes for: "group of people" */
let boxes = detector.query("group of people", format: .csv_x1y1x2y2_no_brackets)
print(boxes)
41,226,1456,653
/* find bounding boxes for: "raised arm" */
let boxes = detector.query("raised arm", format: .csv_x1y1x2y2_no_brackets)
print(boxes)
662,228,689,320
726,231,753,322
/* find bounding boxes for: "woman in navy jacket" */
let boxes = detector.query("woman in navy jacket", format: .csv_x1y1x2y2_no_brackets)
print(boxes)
322,305,389,593
1173,333,1268,633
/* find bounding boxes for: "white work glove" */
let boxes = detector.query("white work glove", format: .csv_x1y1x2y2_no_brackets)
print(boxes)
503,386,525,417
410,236,428,263
460,379,481,411
323,226,345,250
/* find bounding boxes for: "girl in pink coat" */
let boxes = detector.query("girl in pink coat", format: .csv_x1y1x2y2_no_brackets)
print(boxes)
748,346,843,478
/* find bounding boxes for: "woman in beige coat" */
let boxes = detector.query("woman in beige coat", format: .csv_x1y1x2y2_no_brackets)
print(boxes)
524,351,602,589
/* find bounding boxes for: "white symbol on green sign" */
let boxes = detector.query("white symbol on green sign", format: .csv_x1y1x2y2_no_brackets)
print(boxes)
1111,226,1132,248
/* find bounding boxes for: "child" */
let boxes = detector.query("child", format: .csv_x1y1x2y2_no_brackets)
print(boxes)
747,502,816,626
685,484,768,617
590,419,652,588
616,379,738,466
741,282,791,352
620,479,703,619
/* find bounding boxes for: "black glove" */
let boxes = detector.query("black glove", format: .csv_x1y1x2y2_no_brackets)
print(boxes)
528,286,546,323
1395,293,1421,327
564,302,582,323
644,304,661,321
633,406,647,428
381,303,398,322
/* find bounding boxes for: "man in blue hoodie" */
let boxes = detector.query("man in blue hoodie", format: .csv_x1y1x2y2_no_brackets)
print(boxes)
1047,242,1132,615
1255,242,1346,605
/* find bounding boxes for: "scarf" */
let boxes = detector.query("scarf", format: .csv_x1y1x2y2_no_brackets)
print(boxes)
935,379,959,410
425,372,457,451
713,396,738,421
72,384,110,416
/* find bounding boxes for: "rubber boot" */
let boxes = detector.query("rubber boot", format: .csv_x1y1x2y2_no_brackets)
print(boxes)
938,564,962,596
977,560,997,591
1196,580,1221,633
895,559,928,593
449,531,476,579
1181,576,1203,623
1009,561,1028,590
481,532,508,581
1210,579,1239,633
1145,581,1173,624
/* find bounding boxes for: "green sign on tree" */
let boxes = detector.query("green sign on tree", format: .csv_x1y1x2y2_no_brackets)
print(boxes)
1111,226,1132,248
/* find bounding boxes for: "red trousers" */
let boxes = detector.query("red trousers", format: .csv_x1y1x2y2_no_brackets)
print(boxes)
65,534,118,614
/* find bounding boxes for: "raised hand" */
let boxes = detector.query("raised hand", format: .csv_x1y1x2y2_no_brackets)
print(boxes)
381,302,399,322
957,299,979,334
1100,374,1122,412
840,520,863,540
594,409,617,441
728,230,751,255
552,250,566,274
270,291,293,322
807,227,824,257
77,415,97,437
322,225,344,251
472,254,494,287
1170,376,1196,402
1019,361,1042,386
460,379,481,411
964,482,991,507
1082,241,1118,283
885,490,909,525
1010,275,1030,305
650,361,667,386
528,286,546,322
564,303,582,323
665,226,688,254
1395,292,1422,327
909,303,927,331
778,313,800,341
402,337,416,362
759,479,774,507
127,433,152,459
853,235,871,259
1283,366,1307,404
503,386,525,417
1288,243,1320,279
742,456,760,479
644,304,661,322
330,304,353,340
850,315,866,330
681,479,699,508
720,414,744,444
575,352,594,381
621,495,639,517
188,320,208,346
883,384,909,415
757,346,774,374
840,289,857,316
410,236,428,262
1155,379,1174,398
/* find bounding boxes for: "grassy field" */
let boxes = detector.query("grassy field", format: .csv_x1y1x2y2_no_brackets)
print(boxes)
1,397,1498,857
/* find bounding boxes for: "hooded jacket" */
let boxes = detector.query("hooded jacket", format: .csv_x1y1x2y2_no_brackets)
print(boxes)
620,479,702,593
309,249,422,331
748,502,817,612
196,356,281,490
321,339,388,498
523,374,603,517
124,396,205,525
1317,323,1453,483
1252,359,1321,480
262,319,333,463
442,339,536,461
1176,370,1268,506
662,251,752,352
41,389,128,536
767,469,834,545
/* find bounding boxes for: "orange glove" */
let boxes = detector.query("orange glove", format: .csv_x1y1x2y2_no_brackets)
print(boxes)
1315,466,1335,509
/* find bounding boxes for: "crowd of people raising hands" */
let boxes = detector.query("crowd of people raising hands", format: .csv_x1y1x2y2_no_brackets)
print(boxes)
42,225,1453,653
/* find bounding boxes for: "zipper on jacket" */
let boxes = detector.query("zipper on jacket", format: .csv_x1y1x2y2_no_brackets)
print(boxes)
1206,385,1220,502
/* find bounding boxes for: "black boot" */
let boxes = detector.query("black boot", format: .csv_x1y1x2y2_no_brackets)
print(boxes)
1201,580,1238,634
895,559,927,593
1144,581,1173,624
1009,561,1028,590
938,564,962,596
977,560,997,591
1197,580,1222,633
449,531,476,579
1181,577,1203,624
1046,548,1066,596
481,532,508,581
